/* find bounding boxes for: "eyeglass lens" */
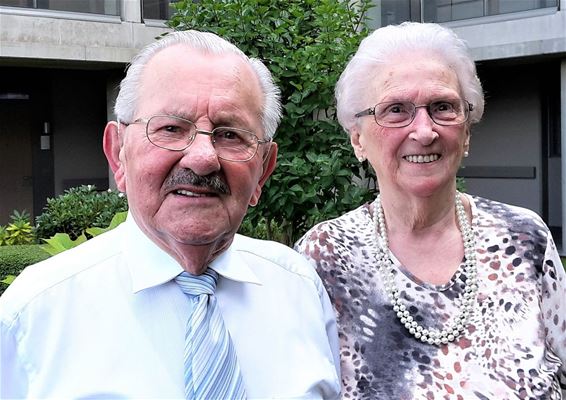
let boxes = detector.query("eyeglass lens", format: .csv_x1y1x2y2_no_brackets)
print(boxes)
374,100,468,127
146,115,258,161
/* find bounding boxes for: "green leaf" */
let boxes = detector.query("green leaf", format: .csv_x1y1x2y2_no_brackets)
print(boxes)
1,275,16,285
41,233,87,256
85,211,127,237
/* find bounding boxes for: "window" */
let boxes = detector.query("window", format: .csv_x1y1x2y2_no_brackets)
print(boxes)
422,0,558,23
368,0,421,29
142,0,181,20
369,0,558,26
0,0,120,16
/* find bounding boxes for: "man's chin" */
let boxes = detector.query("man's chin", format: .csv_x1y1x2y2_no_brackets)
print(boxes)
156,221,234,246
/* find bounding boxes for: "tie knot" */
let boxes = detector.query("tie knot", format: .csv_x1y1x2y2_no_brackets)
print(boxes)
175,269,218,296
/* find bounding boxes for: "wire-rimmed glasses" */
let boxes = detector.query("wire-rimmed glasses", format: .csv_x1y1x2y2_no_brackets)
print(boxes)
123,115,270,162
355,99,473,128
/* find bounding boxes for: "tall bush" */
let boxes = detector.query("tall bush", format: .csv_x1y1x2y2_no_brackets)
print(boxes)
169,0,376,244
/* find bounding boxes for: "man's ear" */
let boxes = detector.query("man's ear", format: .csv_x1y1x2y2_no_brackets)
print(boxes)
103,121,126,192
249,142,278,206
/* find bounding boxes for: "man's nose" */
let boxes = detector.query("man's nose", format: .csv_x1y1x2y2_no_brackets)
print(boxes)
178,132,221,175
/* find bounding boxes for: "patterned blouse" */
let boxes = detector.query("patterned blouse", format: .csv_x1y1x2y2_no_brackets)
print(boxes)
295,195,566,400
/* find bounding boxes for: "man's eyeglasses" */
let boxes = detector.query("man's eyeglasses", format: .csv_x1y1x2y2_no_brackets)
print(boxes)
123,115,270,162
354,99,473,128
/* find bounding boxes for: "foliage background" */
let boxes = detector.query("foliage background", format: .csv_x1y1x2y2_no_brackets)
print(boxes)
168,0,376,245
0,245,50,295
35,185,128,241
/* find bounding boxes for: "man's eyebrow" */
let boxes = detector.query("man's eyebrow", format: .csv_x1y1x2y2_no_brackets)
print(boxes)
155,109,193,121
156,107,254,129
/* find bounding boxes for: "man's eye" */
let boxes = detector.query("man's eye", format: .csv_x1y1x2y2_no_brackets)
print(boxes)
217,130,239,140
162,125,182,133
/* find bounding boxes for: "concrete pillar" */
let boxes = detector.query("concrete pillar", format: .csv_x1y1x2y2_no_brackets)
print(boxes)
122,0,142,23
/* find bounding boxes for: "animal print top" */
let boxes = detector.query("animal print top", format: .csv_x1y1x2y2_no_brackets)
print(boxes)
295,195,566,400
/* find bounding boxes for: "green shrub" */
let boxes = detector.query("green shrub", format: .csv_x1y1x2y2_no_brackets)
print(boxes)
238,217,286,243
0,210,35,246
0,244,50,296
0,226,7,246
35,185,128,241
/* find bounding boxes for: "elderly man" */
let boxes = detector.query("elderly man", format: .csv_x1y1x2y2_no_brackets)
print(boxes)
0,31,340,399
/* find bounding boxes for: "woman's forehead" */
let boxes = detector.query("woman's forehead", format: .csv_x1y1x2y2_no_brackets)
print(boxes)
369,57,460,101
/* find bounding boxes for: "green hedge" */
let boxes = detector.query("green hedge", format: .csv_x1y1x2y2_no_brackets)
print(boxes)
0,244,50,296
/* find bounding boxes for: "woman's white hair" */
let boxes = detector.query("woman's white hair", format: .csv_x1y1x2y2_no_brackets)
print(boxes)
114,30,282,139
335,22,484,133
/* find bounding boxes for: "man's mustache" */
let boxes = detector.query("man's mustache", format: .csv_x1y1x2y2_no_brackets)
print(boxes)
164,169,230,195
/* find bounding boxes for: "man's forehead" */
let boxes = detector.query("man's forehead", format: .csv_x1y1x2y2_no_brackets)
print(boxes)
137,44,264,123
145,44,248,78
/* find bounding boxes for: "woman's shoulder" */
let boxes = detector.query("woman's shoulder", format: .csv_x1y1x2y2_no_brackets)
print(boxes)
469,194,548,231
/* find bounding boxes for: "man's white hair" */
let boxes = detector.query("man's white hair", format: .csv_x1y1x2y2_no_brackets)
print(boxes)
114,30,282,139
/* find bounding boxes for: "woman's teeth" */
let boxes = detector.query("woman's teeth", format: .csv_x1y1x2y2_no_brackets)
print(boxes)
404,154,440,163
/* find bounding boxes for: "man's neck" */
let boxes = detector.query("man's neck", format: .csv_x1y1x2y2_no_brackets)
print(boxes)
164,236,233,275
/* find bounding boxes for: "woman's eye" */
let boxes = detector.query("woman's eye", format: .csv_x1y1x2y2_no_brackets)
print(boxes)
387,104,406,114
434,102,455,112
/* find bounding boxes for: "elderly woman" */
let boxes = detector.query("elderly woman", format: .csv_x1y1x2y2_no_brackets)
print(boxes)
295,22,566,399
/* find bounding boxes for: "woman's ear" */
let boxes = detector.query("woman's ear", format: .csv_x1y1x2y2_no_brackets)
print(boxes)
464,127,471,154
349,126,366,161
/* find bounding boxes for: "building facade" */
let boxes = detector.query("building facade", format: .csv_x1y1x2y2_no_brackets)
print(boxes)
0,0,172,225
1,0,565,249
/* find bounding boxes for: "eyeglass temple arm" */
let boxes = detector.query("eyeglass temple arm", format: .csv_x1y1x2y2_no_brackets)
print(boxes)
354,108,376,118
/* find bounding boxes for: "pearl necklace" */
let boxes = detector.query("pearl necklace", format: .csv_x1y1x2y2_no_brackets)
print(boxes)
372,192,478,345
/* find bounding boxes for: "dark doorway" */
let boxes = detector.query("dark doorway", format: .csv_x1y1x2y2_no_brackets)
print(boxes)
0,68,54,225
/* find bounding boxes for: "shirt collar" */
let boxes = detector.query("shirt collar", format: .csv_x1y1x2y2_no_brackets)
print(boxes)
122,213,261,293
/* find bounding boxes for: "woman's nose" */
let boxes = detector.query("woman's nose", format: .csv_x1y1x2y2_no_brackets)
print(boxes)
408,108,438,145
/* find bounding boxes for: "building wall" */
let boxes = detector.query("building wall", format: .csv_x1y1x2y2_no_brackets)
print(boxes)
447,5,566,62
0,4,169,64
462,64,543,213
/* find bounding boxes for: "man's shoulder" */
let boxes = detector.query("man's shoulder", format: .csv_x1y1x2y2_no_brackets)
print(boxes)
0,225,124,318
232,234,321,286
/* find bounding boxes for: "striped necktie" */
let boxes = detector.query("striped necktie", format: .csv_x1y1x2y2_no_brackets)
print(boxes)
175,269,246,400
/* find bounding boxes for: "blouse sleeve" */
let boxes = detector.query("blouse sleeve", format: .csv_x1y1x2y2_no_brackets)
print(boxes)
541,231,566,394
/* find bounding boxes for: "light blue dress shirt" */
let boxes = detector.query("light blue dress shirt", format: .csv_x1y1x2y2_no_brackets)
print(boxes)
0,214,340,399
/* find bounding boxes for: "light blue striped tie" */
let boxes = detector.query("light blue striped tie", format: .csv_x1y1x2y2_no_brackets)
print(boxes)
175,269,246,400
